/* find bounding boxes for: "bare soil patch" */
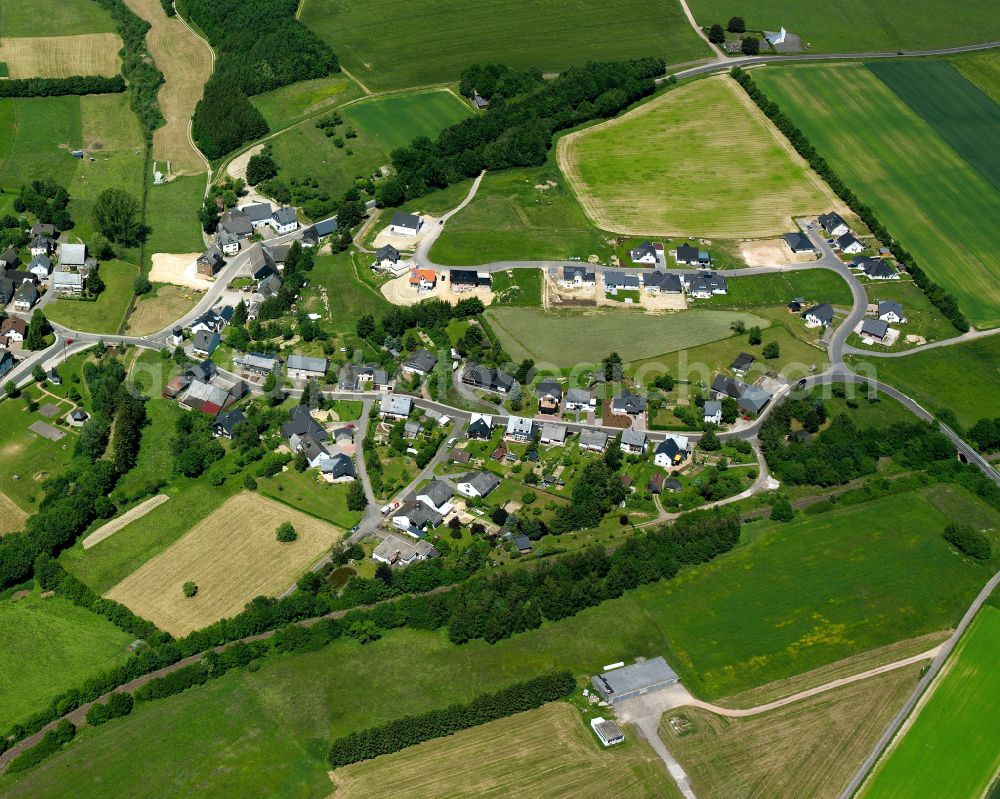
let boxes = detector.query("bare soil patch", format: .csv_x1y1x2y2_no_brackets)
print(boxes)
128,284,203,335
82,495,170,550
371,215,440,251
380,272,494,306
0,33,121,78
226,144,264,182
148,252,212,290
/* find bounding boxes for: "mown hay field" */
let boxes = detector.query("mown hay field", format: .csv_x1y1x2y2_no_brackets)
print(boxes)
332,702,678,799
300,0,710,92
755,63,1000,329
485,306,769,366
558,75,841,238
105,492,344,636
664,663,922,799
860,605,1000,799
0,0,117,37
0,33,121,78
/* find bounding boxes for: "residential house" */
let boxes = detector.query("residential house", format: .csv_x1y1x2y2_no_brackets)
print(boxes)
191,330,220,357
674,244,711,267
212,408,246,439
286,354,329,382
565,388,594,411
0,248,19,269
643,272,682,294
0,318,27,345
611,389,646,416
402,349,438,378
53,270,84,295
703,400,722,426
188,359,218,383
373,244,400,270
300,436,333,469
338,363,389,391
217,230,240,256
0,348,14,378
456,470,501,499
169,326,184,347
30,223,55,238
802,303,835,328
409,268,436,291
685,272,728,298
787,300,802,313
861,318,889,342
818,212,850,238
854,257,898,280
878,300,906,323
197,247,225,277
58,242,86,270
219,209,253,241
0,277,14,306
372,534,438,567
561,265,596,286
263,243,291,265
321,453,356,483
505,416,534,442
783,231,816,253
450,269,491,289
379,394,412,419
269,206,298,234
416,480,453,515
710,374,772,415
620,427,647,454
190,305,233,335
301,218,336,247
389,211,422,236
579,428,608,452
28,254,52,279
281,405,329,444
536,379,562,413
603,271,640,293
29,235,53,258
730,352,754,377
837,233,864,254
392,501,443,533
241,203,273,230
630,241,659,265
181,379,247,415
540,422,568,445
12,281,37,311
467,413,493,439
463,363,515,394
233,352,280,378
654,435,689,469
509,533,532,554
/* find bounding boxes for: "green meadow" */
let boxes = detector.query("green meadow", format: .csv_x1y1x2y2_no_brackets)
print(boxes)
300,0,710,92
0,0,116,37
692,269,853,309
250,74,363,130
952,50,1000,105
756,63,1000,328
145,175,208,255
45,260,138,334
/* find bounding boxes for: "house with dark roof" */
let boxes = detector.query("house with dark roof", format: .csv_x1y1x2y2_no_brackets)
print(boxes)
270,206,298,234
836,232,864,254
860,318,889,342
191,329,220,357
389,211,422,236
462,363,515,394
654,435,689,468
561,265,596,286
450,269,491,288
373,533,438,567
853,257,898,280
603,271,640,293
302,218,337,247
536,379,562,413
219,208,253,240
30,223,55,238
783,231,816,253
565,388,594,410
281,405,329,445
643,272,682,294
12,281,38,311
242,203,273,229
818,212,849,237
456,470,501,499
684,272,728,298
467,413,493,440
630,241,659,264
878,300,905,323
29,235,53,258
416,480,453,514
321,453,356,483
212,408,246,439
0,348,14,378
802,303,835,328
731,352,754,377
704,400,722,425
286,354,329,381
0,248,19,269
28,254,52,278
611,389,647,416
402,349,437,377
0,277,14,306
620,427,647,454
710,374,772,415
373,244,400,270
674,244,711,267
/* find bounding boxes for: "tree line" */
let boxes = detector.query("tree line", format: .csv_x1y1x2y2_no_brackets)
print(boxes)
327,671,575,767
0,75,125,98
730,67,969,332
185,0,339,159
374,58,667,207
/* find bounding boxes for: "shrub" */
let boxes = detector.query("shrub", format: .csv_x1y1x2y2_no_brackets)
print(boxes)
942,523,991,560
770,496,795,522
85,691,134,726
183,581,198,598
276,522,297,543
6,720,75,774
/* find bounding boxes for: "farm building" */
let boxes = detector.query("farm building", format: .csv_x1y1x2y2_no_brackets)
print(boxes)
590,717,625,747
731,352,754,377
591,657,680,704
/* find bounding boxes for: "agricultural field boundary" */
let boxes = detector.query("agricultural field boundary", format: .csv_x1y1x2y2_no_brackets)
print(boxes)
82,494,170,550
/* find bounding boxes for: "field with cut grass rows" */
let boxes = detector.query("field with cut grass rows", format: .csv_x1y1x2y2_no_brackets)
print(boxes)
0,33,121,78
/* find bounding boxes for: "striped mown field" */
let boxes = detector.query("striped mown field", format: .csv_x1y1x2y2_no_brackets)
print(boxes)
558,75,843,238
755,62,1000,329
0,33,121,78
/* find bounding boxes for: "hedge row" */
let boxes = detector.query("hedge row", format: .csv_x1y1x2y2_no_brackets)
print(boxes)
328,671,575,767
84,692,133,726
730,67,968,333
5,720,75,775
0,75,125,98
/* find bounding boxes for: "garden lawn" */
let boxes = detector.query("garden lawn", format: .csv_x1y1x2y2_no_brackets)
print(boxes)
145,175,209,254
847,335,1000,429
300,0,710,92
691,269,853,308
0,0,116,37
311,250,391,334
0,591,131,731
859,605,1000,799
558,76,839,238
485,306,770,366
855,278,959,349
45,260,138,334
429,163,614,265
755,63,1000,328
490,268,543,307
250,75,363,130
685,0,1000,53
258,469,364,530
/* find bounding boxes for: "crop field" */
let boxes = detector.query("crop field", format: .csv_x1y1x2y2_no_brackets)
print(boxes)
860,606,1000,799
485,306,769,366
0,0,117,37
692,269,853,308
953,50,1000,105
267,89,471,203
105,493,344,635
250,74,362,130
558,76,841,239
664,663,922,799
0,33,121,78
0,396,76,514
867,60,1000,193
429,164,615,265
0,592,131,731
755,63,1000,328
145,174,208,254
685,0,1000,53
122,0,212,174
848,335,1000,428
332,703,677,799
46,260,139,334
300,0,710,93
